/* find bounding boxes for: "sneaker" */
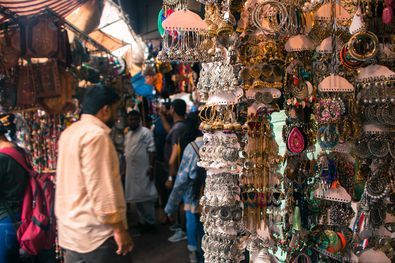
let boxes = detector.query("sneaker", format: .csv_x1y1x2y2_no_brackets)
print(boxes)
189,251,198,263
168,229,187,243
169,223,182,232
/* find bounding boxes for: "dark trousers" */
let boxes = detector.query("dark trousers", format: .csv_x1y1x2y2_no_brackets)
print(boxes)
154,161,171,208
64,237,132,263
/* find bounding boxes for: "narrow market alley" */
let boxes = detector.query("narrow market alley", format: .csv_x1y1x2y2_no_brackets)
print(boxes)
0,0,394,263
128,206,189,263
131,224,189,263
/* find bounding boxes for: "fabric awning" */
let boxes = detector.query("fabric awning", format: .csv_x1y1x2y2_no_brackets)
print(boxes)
0,0,88,24
87,30,127,52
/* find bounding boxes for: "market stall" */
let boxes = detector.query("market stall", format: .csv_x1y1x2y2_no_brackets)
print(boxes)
0,1,138,261
156,0,395,262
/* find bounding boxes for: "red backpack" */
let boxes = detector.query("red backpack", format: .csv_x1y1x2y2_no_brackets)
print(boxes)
0,147,56,256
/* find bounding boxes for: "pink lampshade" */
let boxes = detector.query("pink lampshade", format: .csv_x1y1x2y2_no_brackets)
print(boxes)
357,64,395,81
285,34,314,52
318,74,354,92
162,9,208,32
315,3,351,21
316,37,342,53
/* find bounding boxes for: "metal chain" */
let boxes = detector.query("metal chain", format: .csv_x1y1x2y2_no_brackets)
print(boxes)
330,0,339,74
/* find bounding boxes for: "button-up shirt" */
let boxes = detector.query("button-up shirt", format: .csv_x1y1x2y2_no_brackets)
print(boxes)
55,114,127,253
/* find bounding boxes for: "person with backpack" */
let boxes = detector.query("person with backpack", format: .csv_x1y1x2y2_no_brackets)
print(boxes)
55,85,133,263
0,113,58,263
165,111,205,263
0,113,28,263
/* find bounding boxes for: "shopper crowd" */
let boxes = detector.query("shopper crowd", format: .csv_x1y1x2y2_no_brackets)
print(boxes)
0,83,205,263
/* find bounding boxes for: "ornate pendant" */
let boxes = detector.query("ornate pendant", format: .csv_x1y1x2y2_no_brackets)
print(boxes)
287,127,306,153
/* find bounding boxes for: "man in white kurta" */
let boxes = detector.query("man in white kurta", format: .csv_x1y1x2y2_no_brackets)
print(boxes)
124,110,157,228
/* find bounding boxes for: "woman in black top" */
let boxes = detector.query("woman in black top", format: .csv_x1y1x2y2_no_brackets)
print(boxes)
0,114,29,263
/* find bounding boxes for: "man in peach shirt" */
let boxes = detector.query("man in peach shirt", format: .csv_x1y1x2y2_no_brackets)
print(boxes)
55,85,133,263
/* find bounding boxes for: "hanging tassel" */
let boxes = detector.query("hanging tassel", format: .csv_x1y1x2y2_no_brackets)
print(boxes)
331,180,339,189
293,205,302,231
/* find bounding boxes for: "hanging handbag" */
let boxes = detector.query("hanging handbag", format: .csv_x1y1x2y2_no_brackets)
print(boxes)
0,26,21,73
39,67,74,114
0,77,17,109
16,64,36,107
71,38,90,66
58,27,72,67
33,60,61,99
20,15,59,58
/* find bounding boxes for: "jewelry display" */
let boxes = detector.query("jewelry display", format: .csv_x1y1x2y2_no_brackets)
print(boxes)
354,132,394,160
14,110,65,173
155,0,395,261
157,3,212,62
356,66,395,128
241,113,281,231
198,132,241,170
197,62,240,101
249,1,288,35
195,34,246,260
347,30,379,62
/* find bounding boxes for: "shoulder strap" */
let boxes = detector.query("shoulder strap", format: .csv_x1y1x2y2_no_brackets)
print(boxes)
190,141,200,158
0,147,31,173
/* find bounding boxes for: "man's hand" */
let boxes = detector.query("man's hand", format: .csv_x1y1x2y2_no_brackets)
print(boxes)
159,105,167,117
113,224,134,255
167,214,175,222
165,178,173,189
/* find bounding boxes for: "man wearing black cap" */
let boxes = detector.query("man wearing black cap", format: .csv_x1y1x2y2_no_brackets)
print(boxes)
161,99,187,189
159,99,188,242
55,85,134,263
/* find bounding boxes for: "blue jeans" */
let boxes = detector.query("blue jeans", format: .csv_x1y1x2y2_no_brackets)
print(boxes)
185,211,204,257
0,215,20,263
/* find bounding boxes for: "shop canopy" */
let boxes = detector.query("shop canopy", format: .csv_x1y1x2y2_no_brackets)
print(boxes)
93,0,146,69
87,30,127,52
0,0,88,24
66,0,142,54
95,0,142,55
0,0,143,64
87,1,135,53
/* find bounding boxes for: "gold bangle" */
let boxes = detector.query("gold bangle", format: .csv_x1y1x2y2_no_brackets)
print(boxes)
347,31,379,61
252,80,282,89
